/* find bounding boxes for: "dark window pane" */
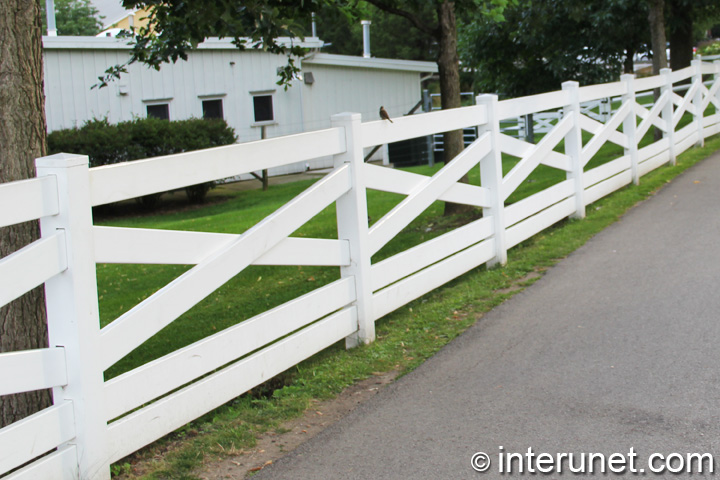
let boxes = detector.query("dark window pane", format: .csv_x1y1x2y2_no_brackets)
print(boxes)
253,95,273,122
202,99,224,119
146,104,169,120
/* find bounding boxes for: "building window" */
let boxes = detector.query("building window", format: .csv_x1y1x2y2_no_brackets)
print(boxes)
146,103,169,120
202,99,224,120
253,95,274,123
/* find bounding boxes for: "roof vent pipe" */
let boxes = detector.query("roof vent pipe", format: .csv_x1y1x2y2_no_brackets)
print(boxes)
361,20,371,58
312,12,317,37
45,0,57,36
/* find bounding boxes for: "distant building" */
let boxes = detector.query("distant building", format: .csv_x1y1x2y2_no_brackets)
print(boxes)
43,36,437,175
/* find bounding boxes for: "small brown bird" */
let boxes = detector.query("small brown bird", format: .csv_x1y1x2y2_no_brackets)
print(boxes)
379,106,393,123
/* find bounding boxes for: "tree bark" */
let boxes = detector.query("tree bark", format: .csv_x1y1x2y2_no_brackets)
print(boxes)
647,0,667,141
647,0,668,74
436,0,470,216
0,0,52,427
669,0,693,72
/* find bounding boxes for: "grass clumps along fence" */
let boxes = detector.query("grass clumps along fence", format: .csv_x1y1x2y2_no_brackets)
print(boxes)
48,117,237,208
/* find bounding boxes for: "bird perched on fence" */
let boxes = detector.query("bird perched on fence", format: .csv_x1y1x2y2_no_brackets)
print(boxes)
379,106,393,123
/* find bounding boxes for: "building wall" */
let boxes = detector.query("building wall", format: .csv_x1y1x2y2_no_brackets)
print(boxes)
43,38,436,176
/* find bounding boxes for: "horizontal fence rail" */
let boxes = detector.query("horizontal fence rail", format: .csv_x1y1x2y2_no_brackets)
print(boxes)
1,58,719,479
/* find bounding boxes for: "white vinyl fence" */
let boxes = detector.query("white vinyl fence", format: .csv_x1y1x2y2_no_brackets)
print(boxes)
2,59,720,479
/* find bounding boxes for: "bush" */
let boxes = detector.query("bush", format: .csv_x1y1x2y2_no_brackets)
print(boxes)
48,117,237,205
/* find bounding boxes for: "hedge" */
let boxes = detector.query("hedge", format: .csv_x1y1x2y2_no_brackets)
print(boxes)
48,117,237,205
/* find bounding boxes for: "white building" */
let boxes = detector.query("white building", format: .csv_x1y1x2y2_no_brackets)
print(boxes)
43,36,437,174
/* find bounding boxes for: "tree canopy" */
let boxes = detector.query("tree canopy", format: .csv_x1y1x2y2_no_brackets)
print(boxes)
460,0,648,98
41,0,104,36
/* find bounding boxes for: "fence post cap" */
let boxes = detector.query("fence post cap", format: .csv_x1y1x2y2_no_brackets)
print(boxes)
36,153,89,169
561,80,579,89
330,112,362,123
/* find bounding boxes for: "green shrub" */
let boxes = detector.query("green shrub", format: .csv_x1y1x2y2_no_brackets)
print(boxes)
48,117,237,205
700,42,720,56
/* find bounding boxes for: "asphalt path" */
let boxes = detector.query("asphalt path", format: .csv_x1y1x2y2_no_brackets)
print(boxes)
256,153,720,479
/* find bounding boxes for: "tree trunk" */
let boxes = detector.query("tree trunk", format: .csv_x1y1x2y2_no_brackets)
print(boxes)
647,0,668,74
0,0,52,427
669,0,693,72
624,46,635,74
647,0,667,141
436,0,470,216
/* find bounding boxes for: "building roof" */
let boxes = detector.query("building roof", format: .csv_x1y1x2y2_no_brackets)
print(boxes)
90,0,133,28
42,37,437,73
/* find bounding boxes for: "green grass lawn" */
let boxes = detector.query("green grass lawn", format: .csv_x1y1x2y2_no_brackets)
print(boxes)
104,114,719,479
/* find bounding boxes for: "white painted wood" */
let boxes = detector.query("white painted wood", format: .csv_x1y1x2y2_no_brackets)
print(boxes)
674,122,699,145
501,114,573,201
364,163,491,208
332,113,375,347
670,66,694,84
621,75,640,185
105,277,356,420
675,129,700,157
93,226,350,267
371,216,493,291
497,90,571,120
638,150,672,177
635,92,669,140
360,105,487,148
504,179,574,228
703,122,720,138
583,155,631,189
584,170,633,205
106,308,356,464
579,114,630,149
477,94,507,267
692,60,705,148
0,348,67,396
499,134,572,172
634,75,665,92
506,197,576,250
562,81,586,220
3,445,78,480
580,100,632,167
0,402,75,475
99,165,351,370
0,176,58,228
373,239,495,320
672,79,700,128
89,128,346,206
577,80,627,103
36,153,110,480
638,137,670,163
368,134,491,255
0,232,67,309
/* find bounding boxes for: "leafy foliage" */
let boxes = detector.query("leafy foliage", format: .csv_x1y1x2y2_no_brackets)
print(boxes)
95,0,325,88
48,117,237,204
460,0,647,98
41,0,104,36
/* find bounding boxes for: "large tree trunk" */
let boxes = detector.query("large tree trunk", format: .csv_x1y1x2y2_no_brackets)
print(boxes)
0,0,52,427
436,0,470,216
669,0,693,72
647,0,668,74
647,0,667,141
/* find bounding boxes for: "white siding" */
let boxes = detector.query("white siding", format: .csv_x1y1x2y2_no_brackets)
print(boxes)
43,38,436,176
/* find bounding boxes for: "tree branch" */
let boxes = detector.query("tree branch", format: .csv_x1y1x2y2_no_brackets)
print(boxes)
364,0,438,38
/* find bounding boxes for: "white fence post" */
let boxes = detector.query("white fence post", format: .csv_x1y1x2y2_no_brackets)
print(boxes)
476,94,507,267
36,153,109,480
621,74,640,185
561,81,586,219
715,60,720,112
331,113,375,347
660,68,677,166
692,58,705,147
